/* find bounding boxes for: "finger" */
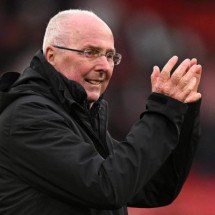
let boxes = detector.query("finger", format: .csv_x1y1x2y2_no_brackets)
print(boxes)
183,64,202,103
171,58,190,85
179,76,197,102
193,64,202,92
177,65,200,90
190,58,197,67
185,92,202,103
151,66,160,92
160,56,178,81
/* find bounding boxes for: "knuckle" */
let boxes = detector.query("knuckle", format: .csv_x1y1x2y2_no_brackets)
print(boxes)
161,84,172,96
171,73,185,86
163,85,170,92
172,74,181,83
187,85,194,92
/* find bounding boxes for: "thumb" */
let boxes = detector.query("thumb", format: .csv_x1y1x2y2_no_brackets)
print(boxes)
151,66,160,92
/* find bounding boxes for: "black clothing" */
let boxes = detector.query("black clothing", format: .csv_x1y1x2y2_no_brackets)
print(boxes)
0,50,201,215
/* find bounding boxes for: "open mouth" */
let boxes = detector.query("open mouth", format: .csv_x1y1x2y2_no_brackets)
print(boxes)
86,79,102,85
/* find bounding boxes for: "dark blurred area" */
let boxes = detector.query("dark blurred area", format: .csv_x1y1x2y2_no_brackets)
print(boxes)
0,0,214,214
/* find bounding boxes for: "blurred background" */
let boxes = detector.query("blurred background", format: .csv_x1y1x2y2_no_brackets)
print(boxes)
0,0,214,214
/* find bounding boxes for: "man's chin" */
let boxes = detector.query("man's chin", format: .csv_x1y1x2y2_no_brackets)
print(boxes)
87,93,101,105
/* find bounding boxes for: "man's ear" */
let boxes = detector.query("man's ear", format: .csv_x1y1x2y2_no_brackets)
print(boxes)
45,46,56,66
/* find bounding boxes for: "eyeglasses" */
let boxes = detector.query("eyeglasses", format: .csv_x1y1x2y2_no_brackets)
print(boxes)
53,45,122,66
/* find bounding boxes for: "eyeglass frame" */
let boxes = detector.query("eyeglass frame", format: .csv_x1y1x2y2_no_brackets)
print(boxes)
52,45,122,66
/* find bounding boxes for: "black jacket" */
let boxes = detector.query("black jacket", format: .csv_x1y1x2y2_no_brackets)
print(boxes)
0,50,201,215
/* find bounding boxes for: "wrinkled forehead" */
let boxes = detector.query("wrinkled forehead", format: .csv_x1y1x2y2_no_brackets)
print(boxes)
64,14,114,48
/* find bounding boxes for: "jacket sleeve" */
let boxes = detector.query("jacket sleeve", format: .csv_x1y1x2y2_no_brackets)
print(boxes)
127,97,201,207
7,93,192,209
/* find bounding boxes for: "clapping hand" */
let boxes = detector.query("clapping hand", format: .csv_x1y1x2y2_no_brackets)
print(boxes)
151,56,202,103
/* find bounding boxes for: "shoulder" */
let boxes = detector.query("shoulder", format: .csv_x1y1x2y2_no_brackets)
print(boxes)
6,95,65,127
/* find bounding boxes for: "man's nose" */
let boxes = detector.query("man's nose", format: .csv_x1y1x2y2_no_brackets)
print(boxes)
98,54,113,69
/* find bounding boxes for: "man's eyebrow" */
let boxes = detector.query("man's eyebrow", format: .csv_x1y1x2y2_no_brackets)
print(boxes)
84,45,116,53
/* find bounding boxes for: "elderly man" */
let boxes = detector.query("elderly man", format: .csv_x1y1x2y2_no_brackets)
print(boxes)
0,9,202,215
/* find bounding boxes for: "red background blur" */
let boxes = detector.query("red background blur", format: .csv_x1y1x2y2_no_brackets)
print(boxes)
1,0,214,214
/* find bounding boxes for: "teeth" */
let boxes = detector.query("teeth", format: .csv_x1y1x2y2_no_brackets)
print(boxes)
87,80,101,85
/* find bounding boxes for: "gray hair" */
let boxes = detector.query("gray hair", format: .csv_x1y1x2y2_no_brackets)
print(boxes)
42,9,99,52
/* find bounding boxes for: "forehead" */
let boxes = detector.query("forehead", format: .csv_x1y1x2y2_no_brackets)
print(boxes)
66,15,114,49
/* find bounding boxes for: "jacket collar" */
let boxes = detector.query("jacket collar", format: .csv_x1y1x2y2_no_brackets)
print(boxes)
30,50,103,114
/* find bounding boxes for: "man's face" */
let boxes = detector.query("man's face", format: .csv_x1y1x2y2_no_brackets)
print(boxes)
47,16,115,104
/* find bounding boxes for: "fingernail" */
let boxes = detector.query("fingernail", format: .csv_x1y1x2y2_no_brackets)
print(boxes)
153,66,159,70
172,56,178,60
196,65,202,73
184,58,190,64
